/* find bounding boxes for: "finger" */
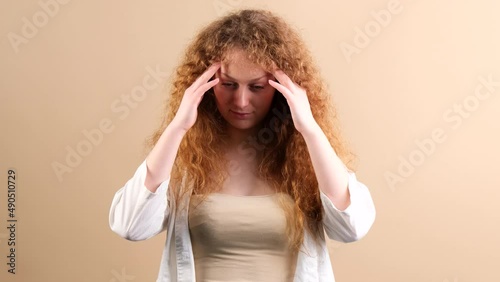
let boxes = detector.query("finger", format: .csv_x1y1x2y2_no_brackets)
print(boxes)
268,79,293,101
194,78,219,102
272,69,294,90
191,62,221,91
197,62,221,86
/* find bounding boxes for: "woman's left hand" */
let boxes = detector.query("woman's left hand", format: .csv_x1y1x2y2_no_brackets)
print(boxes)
268,69,318,134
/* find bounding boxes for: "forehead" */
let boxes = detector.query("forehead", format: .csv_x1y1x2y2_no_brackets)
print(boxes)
220,49,269,80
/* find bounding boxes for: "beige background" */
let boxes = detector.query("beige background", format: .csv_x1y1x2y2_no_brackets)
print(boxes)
1,0,499,281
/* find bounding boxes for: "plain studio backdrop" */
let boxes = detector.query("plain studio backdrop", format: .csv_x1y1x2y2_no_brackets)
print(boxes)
1,0,499,281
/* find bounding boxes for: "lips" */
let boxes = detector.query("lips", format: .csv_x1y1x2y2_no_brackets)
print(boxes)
230,110,252,119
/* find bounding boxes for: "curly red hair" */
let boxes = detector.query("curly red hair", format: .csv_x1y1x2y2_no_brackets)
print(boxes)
144,9,357,254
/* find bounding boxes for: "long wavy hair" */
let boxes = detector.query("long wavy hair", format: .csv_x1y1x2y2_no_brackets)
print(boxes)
144,9,356,255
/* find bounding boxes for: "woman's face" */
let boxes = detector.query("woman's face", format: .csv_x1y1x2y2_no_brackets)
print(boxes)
213,49,276,141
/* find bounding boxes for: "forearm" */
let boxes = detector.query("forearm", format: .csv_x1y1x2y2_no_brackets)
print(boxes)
301,123,351,211
145,120,186,193
109,160,170,240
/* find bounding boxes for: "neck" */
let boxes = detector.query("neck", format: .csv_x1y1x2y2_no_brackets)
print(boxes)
224,126,258,149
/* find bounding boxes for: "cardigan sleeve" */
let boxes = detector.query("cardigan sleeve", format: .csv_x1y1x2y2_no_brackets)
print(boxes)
320,172,376,243
108,159,171,241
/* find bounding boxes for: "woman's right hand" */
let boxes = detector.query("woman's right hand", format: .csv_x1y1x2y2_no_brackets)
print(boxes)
171,62,221,132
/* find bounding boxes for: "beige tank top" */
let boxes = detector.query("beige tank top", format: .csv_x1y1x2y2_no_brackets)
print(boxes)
188,192,298,281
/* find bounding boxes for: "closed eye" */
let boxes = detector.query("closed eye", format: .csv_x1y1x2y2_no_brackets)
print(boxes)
250,85,264,91
222,83,235,88
221,83,264,92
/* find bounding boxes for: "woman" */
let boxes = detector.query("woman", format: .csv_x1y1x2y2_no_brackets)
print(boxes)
109,9,376,282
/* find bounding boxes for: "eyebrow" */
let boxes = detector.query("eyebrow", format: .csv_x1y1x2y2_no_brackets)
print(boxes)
221,72,268,83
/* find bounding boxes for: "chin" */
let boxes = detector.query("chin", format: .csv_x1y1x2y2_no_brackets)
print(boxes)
229,122,255,130
225,120,257,130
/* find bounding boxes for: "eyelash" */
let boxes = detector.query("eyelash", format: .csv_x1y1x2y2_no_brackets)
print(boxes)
221,83,264,91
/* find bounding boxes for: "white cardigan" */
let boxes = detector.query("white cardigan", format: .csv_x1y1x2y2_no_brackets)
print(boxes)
109,159,376,282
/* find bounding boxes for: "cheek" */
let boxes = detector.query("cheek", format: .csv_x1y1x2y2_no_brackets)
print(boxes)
260,90,276,106
213,88,230,106
214,85,232,96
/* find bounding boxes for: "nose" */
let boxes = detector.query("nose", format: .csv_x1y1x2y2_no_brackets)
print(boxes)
232,87,251,109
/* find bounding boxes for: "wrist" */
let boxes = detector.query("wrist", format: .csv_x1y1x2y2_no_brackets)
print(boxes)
168,119,189,135
300,121,322,139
